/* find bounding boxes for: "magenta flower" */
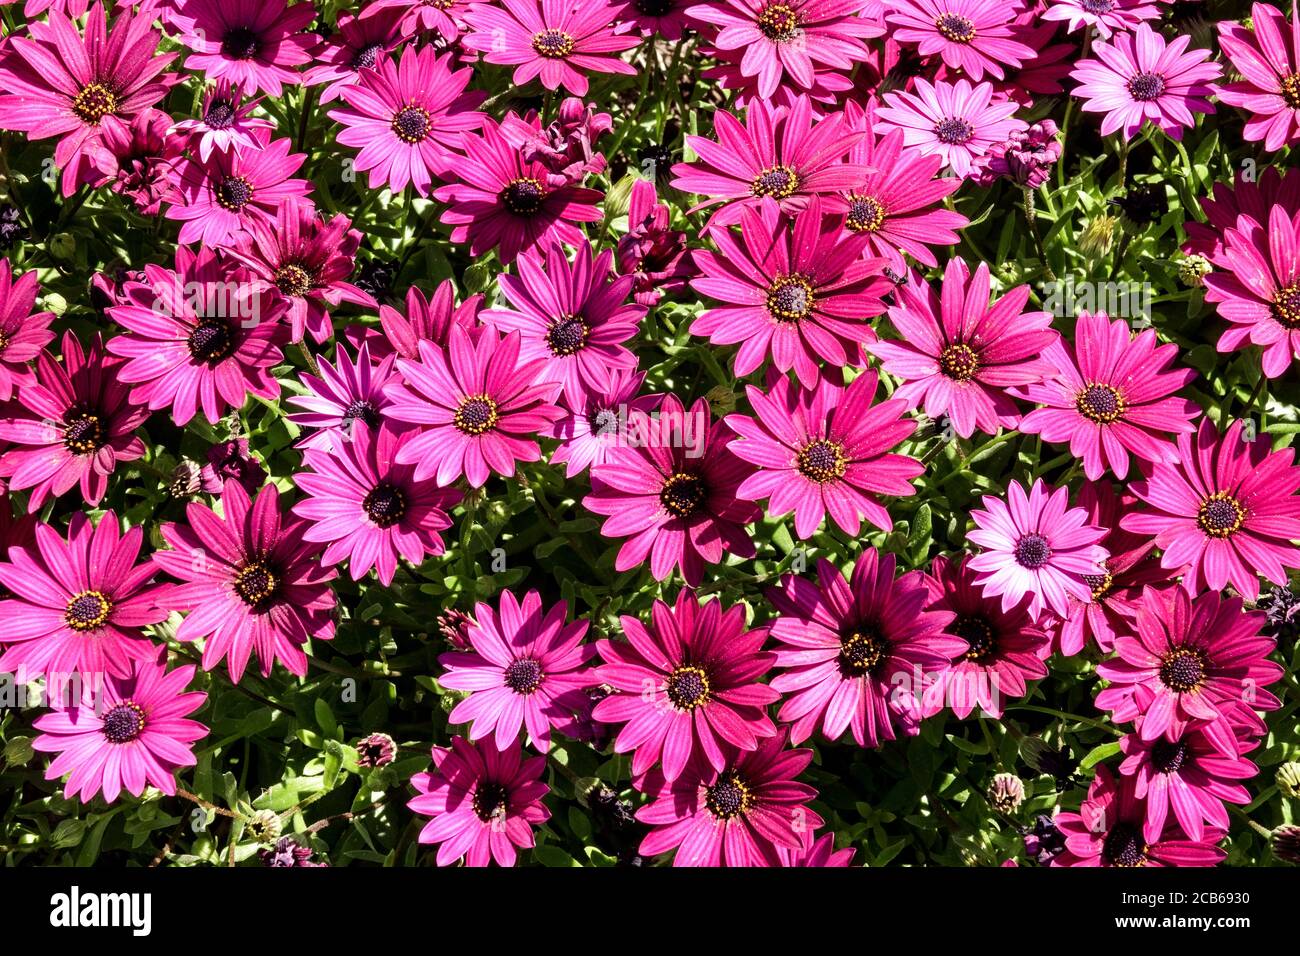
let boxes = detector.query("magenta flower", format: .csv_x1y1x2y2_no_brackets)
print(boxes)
0,2,178,196
1053,765,1226,867
294,423,460,586
153,481,338,682
688,0,881,99
1016,311,1199,481
484,240,645,405
434,116,604,265
0,332,146,509
172,79,274,162
616,178,691,305
304,9,406,104
408,736,550,867
287,341,399,451
32,653,208,804
363,0,474,39
584,394,759,586
636,733,821,866
876,77,1023,178
376,280,485,361
691,196,888,387
703,44,856,108
671,96,867,226
1069,23,1221,142
384,325,564,488
199,437,265,495
438,590,594,751
0,512,166,681
1042,0,1161,39
969,119,1062,190
968,479,1108,621
1121,417,1300,601
592,591,779,781
767,551,962,748
886,0,1033,81
462,0,640,96
1219,2,1300,152
548,367,659,478
170,0,319,97
501,97,612,188
329,44,486,197
1184,166,1300,268
624,0,693,38
726,370,923,539
867,258,1057,438
777,829,857,867
0,258,56,401
1096,587,1282,754
105,247,289,425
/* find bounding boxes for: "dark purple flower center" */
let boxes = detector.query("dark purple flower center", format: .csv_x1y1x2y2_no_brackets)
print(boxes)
274,263,314,298
1126,71,1166,102
704,771,752,820
73,82,119,124
1075,382,1125,423
766,274,814,322
504,657,544,694
1081,0,1115,13
531,29,575,58
1159,647,1207,693
501,177,546,216
796,438,847,483
1150,737,1190,774
758,3,799,41
222,27,261,61
1271,282,1300,329
102,700,146,744
188,318,236,363
845,194,886,233
234,560,278,609
454,395,500,435
1282,74,1300,109
1013,533,1052,570
839,628,889,676
1101,822,1148,867
635,0,677,14
204,99,237,130
590,407,619,436
665,665,710,710
342,399,381,430
1196,492,1245,538
65,590,112,632
659,472,705,518
935,13,976,42
751,164,800,199
934,117,975,145
472,781,508,822
363,481,407,528
215,175,255,211
1085,568,1113,600
953,615,995,662
391,105,431,144
546,314,589,356
938,342,979,380
63,409,105,454
351,42,385,71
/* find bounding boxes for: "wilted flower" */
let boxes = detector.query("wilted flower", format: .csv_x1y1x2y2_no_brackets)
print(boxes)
199,439,265,496
971,120,1062,189
246,809,282,844
503,98,612,188
989,773,1026,814
356,732,396,769
260,837,328,868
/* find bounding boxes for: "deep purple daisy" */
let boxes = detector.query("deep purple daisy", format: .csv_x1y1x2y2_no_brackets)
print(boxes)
1218,2,1300,152
0,258,56,402
304,8,406,104
548,367,660,478
886,0,1033,81
170,0,319,98
376,280,485,361
171,79,274,162
287,340,399,451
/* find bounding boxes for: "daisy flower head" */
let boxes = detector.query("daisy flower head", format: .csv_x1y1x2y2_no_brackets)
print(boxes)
32,652,208,804
363,0,475,39
1121,417,1300,601
767,551,964,748
1042,0,1162,40
592,590,779,781
1184,165,1300,268
616,178,692,305
408,735,551,867
1069,22,1222,142
287,340,399,451
377,280,486,361
725,370,924,540
967,479,1109,621
328,44,486,198
777,829,857,866
153,480,338,683
383,325,565,488
584,394,760,587
866,257,1058,438
171,79,274,162
438,590,594,751
293,422,461,586
1015,311,1199,481
462,0,641,96
702,44,857,109
170,0,319,98
885,0,1035,81
690,196,890,388
876,77,1024,178
623,0,693,38
93,109,180,217
304,9,407,104
0,332,147,509
0,258,56,401
548,367,660,478
1218,1,1300,152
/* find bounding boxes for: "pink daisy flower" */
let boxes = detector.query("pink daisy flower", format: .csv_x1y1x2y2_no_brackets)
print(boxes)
875,77,1023,178
0,332,146,509
866,258,1057,438
1184,166,1300,268
105,247,289,426
434,115,604,265
777,829,857,867
616,178,692,306
287,341,399,451
153,480,338,683
0,2,179,196
438,590,594,751
703,44,857,109
171,79,274,162
92,108,179,216
767,551,963,748
304,9,406,104
328,44,486,197
383,325,564,488
376,280,485,361
293,423,461,586
1121,417,1300,601
0,511,166,681
170,0,319,98
363,0,474,39
1069,22,1221,142
1218,1,1300,152
462,0,640,97
592,590,779,781
725,370,923,540
690,196,889,387
636,733,821,866
32,653,208,804
967,478,1109,621
919,554,1049,720
1042,0,1162,40
623,0,693,38
166,136,312,247
408,735,550,867
484,240,646,405
885,0,1034,81
548,367,660,478
1015,311,1199,481
0,258,56,401
584,394,759,587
